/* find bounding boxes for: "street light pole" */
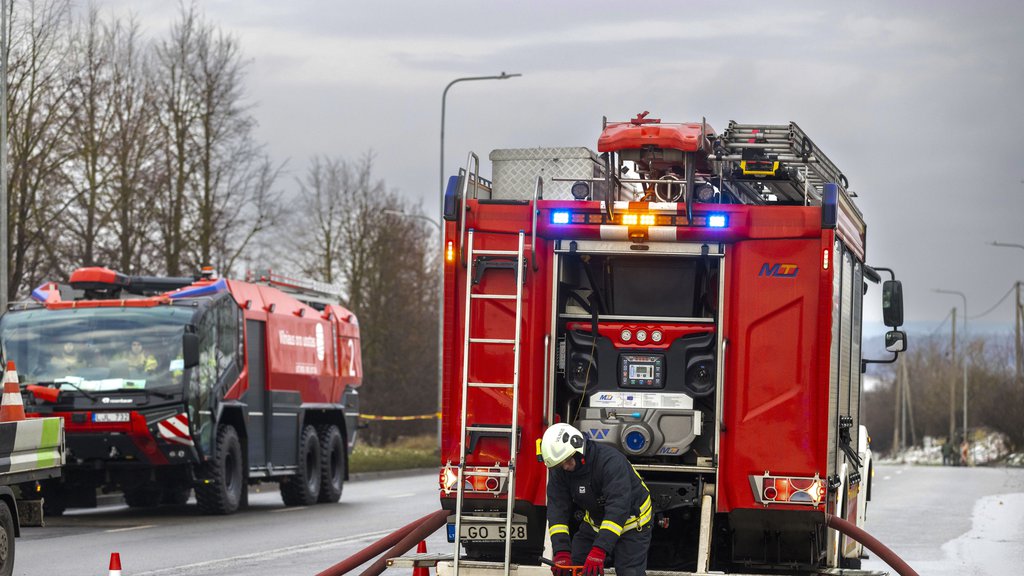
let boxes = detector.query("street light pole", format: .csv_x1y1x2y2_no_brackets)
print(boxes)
934,288,968,460
437,71,521,446
440,72,522,199
990,241,1024,384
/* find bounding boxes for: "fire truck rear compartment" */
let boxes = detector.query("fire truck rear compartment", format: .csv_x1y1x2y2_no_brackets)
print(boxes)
556,251,719,465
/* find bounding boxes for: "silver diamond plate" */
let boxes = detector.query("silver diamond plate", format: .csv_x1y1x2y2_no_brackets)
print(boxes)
489,147,604,200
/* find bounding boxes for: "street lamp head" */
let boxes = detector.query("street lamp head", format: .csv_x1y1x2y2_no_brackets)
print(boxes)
991,240,1024,251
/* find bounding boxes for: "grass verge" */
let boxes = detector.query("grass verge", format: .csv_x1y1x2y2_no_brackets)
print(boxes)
350,434,438,473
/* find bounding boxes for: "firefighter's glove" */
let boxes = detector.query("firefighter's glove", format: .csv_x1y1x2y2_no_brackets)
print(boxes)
551,551,573,576
582,547,606,576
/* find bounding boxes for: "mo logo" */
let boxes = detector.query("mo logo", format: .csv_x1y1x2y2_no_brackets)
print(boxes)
759,263,799,278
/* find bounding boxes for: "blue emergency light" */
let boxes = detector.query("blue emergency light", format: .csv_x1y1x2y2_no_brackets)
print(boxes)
551,211,570,224
708,214,728,228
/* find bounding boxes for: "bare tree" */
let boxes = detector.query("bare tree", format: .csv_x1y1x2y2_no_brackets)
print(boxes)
105,14,160,274
149,3,281,277
61,4,115,268
294,152,437,444
150,3,200,276
295,156,348,284
3,0,76,297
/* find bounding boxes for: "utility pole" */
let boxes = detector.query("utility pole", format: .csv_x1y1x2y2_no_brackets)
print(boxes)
899,357,907,450
892,356,901,454
950,307,957,443
902,357,916,446
1016,281,1022,385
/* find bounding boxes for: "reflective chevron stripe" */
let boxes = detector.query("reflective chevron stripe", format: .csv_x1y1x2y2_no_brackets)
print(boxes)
157,413,194,446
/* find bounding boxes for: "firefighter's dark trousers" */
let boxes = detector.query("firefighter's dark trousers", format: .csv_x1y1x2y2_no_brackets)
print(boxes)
570,522,652,576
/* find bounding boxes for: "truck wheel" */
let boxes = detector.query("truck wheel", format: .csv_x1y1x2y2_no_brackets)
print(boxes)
196,425,244,515
316,424,345,503
280,425,321,506
0,502,13,576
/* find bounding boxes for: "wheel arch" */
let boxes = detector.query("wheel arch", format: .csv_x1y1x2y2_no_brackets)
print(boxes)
216,405,249,474
0,487,20,538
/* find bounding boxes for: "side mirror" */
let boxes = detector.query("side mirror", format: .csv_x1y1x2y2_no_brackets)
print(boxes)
882,280,904,328
182,332,200,369
885,330,907,353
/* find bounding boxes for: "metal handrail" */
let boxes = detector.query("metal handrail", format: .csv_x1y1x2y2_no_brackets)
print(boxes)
531,176,542,271
458,152,480,267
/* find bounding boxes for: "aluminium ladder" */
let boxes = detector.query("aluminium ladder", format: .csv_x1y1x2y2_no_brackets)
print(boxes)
452,229,527,576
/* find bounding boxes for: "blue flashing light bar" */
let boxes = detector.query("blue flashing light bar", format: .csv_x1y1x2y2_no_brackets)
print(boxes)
551,211,570,225
708,214,728,228
169,278,228,299
30,283,51,302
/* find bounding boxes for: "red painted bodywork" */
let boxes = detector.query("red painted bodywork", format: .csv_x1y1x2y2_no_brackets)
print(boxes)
442,197,864,514
598,121,711,153
24,272,362,467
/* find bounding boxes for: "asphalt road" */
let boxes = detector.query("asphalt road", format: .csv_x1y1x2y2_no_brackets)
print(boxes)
14,470,449,576
861,463,1024,575
14,465,1024,575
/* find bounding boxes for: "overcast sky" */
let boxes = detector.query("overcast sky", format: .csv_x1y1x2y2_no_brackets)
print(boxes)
105,0,1024,333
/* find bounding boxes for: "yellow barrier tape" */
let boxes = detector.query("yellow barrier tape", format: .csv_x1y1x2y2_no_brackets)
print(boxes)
359,412,441,422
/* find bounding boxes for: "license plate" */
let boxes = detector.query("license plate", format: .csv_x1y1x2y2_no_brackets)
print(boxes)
447,522,527,542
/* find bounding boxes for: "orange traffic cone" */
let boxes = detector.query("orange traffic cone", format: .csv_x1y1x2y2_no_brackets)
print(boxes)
0,361,26,422
412,540,429,576
108,552,122,576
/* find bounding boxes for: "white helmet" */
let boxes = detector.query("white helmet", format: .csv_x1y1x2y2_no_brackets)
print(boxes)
541,423,585,468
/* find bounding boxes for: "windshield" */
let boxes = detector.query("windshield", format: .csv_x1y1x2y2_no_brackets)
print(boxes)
0,305,195,394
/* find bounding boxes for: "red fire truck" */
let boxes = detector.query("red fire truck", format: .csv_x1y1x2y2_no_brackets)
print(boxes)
438,114,906,573
0,267,362,515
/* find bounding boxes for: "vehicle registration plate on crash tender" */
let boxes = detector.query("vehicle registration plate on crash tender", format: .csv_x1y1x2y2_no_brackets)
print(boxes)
446,522,527,542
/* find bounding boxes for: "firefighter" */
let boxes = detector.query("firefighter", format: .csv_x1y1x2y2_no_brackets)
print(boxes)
121,340,158,373
541,423,653,576
50,342,81,373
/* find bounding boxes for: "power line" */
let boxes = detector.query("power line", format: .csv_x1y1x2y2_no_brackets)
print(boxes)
930,308,953,336
970,283,1017,320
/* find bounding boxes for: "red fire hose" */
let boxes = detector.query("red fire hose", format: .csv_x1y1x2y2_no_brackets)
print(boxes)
359,509,449,576
825,513,920,576
316,509,448,576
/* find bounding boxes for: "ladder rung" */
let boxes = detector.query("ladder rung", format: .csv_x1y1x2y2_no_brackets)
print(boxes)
473,249,520,257
469,338,515,345
460,469,510,478
468,382,514,389
468,426,514,434
471,293,516,300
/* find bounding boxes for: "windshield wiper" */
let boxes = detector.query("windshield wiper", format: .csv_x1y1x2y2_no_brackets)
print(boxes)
136,388,176,400
32,380,98,401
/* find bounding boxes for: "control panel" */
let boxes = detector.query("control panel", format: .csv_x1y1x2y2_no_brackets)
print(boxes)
619,353,665,389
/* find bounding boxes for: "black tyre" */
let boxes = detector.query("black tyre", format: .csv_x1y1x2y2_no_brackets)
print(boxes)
0,502,14,576
280,425,321,506
195,425,244,515
123,487,162,508
316,424,345,503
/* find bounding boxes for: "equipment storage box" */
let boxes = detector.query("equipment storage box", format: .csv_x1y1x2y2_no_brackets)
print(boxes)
489,147,609,201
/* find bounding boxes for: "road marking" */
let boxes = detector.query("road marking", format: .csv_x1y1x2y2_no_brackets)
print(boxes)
271,506,309,513
106,525,155,533
388,492,416,498
133,529,394,575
